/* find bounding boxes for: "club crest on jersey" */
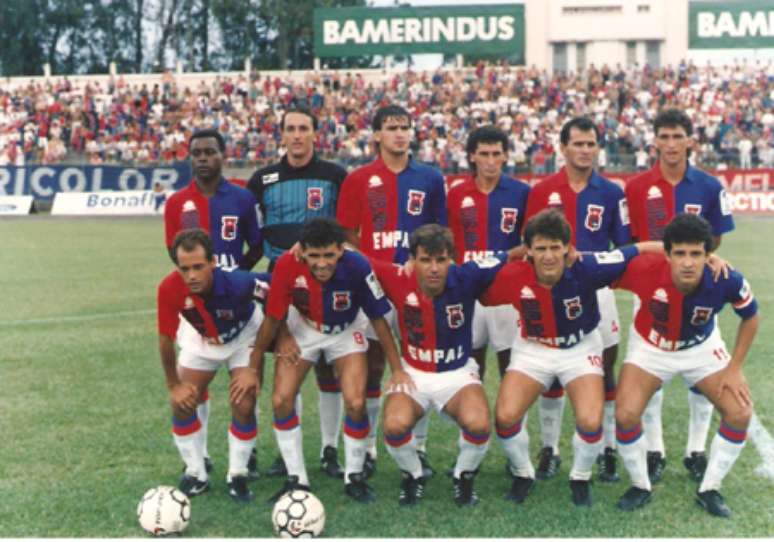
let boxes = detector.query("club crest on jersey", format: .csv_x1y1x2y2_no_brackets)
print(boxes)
221,215,238,241
684,204,702,215
584,204,604,232
216,309,234,320
332,291,351,311
407,190,426,216
307,187,323,210
548,192,562,208
691,306,713,326
446,304,464,328
563,296,582,320
501,208,518,233
647,186,663,199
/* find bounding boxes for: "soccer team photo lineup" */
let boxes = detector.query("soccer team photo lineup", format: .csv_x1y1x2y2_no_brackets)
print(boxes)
3,0,774,538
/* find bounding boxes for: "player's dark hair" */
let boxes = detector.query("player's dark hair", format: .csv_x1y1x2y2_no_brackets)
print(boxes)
372,105,411,131
299,218,345,248
189,129,225,152
281,105,318,131
523,209,571,247
171,229,214,264
663,213,713,254
466,125,508,156
654,108,693,137
409,224,454,258
560,116,600,145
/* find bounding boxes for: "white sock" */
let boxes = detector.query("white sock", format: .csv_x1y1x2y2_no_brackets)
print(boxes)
698,421,747,492
454,430,490,478
686,388,714,456
603,400,616,449
414,411,430,453
570,427,604,481
318,390,343,454
642,387,665,455
496,418,535,478
273,411,308,486
173,414,207,480
342,415,369,480
197,395,210,459
228,417,257,477
385,430,422,479
365,389,381,457
295,394,303,423
538,394,565,453
616,423,651,491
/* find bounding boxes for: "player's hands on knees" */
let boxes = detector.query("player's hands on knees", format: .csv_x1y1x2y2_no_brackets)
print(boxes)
169,382,199,414
386,369,416,394
229,369,259,405
716,366,752,408
274,329,301,366
707,254,732,281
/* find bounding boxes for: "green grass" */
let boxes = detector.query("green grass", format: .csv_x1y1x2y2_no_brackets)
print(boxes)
1,216,773,537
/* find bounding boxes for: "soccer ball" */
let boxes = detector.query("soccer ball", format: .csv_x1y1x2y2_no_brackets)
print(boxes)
271,490,325,538
136,486,191,536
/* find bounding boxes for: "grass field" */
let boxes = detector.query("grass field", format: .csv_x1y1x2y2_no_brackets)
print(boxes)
1,216,773,537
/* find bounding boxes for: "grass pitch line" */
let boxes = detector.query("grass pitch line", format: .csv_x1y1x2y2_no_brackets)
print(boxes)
0,308,155,327
749,412,774,483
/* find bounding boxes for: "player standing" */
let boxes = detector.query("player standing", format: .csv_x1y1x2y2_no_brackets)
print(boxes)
247,106,348,480
625,109,734,483
157,229,269,502
446,125,530,379
614,214,757,517
523,117,631,482
163,129,263,477
336,104,447,479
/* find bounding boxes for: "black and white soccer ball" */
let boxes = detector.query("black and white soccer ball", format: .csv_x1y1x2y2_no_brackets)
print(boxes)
137,486,191,536
271,489,325,538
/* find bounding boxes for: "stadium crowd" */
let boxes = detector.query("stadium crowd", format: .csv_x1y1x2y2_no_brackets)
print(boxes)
1,61,773,172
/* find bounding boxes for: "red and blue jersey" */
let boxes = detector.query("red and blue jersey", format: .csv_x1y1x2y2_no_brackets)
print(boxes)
614,253,757,351
481,246,639,349
164,179,262,270
447,175,531,263
525,168,630,251
157,268,270,344
337,157,447,264
265,250,390,334
625,164,734,241
372,254,506,373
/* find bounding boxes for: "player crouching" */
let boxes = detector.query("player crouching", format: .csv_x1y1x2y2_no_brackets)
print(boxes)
614,213,758,517
240,218,401,504
157,229,270,503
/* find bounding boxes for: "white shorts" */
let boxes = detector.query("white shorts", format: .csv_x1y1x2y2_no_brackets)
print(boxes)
177,306,263,372
506,328,604,389
623,326,730,387
472,301,519,352
388,357,482,414
365,301,398,341
287,306,369,365
597,287,620,349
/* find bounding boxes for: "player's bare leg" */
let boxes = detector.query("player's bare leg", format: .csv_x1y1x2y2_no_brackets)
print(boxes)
598,344,620,482
174,367,218,497
364,339,386,477
315,357,344,479
444,383,491,506
495,370,543,504
268,357,313,503
472,347,488,380
334,353,374,503
692,370,753,518
565,374,605,506
382,391,425,506
227,367,258,502
536,378,565,479
614,363,662,511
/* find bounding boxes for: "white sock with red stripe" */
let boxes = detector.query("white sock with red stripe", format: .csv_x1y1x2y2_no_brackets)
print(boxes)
603,387,617,449
539,387,565,453
570,426,604,480
699,420,747,492
342,414,370,480
496,417,535,478
643,387,665,455
384,430,422,479
413,411,430,453
454,429,490,478
173,413,207,480
616,423,651,491
273,410,308,486
318,377,342,454
365,386,381,457
228,416,257,477
686,387,714,456
197,390,210,459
